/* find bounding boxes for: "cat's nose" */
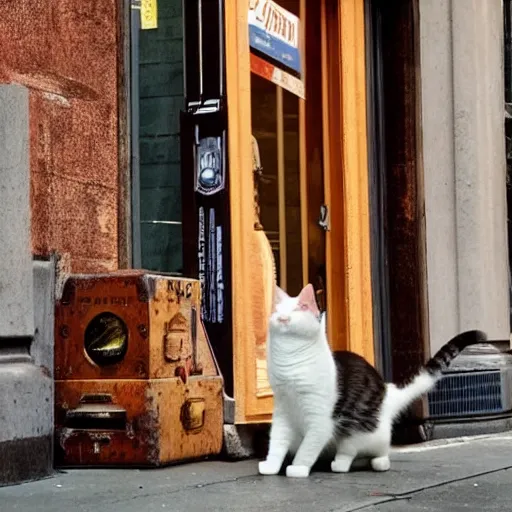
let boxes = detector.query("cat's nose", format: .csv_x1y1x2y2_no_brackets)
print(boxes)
277,315,290,324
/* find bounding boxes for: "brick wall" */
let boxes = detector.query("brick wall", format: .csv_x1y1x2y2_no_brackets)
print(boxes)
0,0,120,273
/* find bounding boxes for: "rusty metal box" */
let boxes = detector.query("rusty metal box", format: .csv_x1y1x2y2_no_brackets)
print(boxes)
54,270,224,467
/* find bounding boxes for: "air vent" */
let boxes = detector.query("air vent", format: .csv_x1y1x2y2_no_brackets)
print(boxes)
427,368,512,419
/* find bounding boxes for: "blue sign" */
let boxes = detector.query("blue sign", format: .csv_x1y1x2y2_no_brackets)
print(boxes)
248,0,302,75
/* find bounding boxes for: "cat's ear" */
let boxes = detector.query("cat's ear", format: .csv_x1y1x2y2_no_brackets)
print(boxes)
272,286,289,311
275,286,289,304
297,284,320,318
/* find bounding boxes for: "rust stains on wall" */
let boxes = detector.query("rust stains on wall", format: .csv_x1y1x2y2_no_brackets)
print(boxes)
0,0,121,273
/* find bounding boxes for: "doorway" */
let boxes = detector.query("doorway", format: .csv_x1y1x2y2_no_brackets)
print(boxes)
226,0,373,421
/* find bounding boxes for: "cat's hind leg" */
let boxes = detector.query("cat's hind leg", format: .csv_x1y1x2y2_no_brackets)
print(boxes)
286,420,334,478
369,423,392,472
259,403,293,476
331,439,356,473
370,455,390,472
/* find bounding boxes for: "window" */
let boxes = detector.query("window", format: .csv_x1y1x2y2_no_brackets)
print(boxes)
132,0,185,274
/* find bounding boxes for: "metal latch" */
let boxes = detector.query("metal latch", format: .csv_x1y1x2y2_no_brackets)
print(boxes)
318,204,330,231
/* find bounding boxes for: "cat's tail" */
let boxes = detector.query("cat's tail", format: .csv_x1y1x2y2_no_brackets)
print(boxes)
384,330,487,420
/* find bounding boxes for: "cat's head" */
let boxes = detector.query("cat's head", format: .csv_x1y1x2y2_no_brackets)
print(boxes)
269,283,322,339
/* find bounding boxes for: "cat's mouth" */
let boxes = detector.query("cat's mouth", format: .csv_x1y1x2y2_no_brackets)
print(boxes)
271,321,291,333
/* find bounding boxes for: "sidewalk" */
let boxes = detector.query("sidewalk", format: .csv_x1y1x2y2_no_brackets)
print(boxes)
1,433,511,512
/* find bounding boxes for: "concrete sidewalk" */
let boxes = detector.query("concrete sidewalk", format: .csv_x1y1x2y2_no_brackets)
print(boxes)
1,433,511,512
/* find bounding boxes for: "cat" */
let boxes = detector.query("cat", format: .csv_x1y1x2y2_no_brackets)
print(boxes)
258,283,487,478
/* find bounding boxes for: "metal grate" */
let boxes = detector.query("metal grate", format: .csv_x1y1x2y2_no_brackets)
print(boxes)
427,370,506,418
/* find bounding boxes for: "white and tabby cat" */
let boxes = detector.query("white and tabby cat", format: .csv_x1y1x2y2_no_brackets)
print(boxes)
259,284,487,478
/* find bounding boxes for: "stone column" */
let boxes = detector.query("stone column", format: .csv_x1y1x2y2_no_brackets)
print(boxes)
0,85,34,343
420,0,509,352
0,85,53,484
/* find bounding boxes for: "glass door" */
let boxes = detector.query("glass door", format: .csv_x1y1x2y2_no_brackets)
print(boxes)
251,76,304,297
249,0,327,398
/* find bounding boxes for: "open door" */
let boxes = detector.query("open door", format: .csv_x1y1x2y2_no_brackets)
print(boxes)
226,0,374,423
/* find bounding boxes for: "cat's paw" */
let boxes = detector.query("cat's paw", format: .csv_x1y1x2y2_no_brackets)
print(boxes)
286,465,310,478
331,455,353,473
258,459,282,475
370,456,390,472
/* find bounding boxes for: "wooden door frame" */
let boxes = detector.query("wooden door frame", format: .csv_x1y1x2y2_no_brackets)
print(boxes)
321,0,374,362
225,0,375,423
374,0,429,389
225,0,270,423
364,0,429,438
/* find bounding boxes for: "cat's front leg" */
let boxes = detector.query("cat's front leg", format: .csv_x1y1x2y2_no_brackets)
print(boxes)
258,404,292,476
286,421,333,478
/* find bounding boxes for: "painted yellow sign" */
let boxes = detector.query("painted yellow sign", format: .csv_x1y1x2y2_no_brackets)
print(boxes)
141,0,158,30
